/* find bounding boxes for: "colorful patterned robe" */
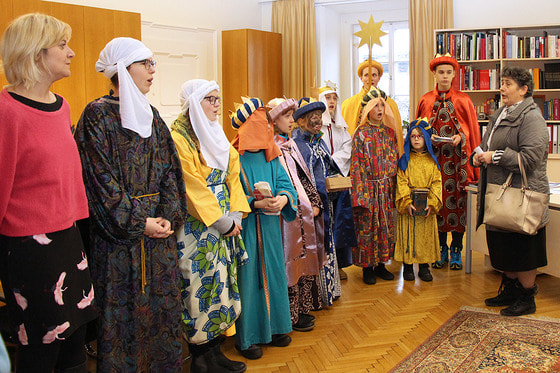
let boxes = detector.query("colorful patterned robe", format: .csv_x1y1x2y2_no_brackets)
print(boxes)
416,87,481,233
75,96,188,373
170,113,250,345
350,120,398,267
236,150,297,350
395,151,443,264
291,128,356,306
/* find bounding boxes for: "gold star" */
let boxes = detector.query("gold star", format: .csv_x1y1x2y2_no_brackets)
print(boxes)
353,15,387,49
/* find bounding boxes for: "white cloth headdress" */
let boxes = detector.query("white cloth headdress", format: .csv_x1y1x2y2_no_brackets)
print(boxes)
319,86,348,129
179,79,230,171
95,37,154,138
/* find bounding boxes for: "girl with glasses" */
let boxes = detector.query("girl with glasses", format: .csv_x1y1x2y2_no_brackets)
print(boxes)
395,118,442,282
170,79,249,373
74,37,188,372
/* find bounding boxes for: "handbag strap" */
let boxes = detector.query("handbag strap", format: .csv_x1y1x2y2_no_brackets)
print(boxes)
517,153,529,189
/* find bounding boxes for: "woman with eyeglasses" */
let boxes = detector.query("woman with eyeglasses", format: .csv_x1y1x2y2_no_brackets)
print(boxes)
170,79,250,372
74,37,188,372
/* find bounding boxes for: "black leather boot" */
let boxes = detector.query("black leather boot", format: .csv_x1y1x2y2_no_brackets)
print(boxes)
500,283,538,317
189,341,230,373
485,274,520,307
212,343,247,373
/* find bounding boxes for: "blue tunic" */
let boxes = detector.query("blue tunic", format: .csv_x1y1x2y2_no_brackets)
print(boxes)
235,151,297,349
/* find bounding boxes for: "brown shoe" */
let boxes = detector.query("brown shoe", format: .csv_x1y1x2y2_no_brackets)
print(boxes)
339,268,348,280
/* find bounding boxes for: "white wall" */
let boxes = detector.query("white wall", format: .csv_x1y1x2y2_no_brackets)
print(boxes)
316,5,341,89
45,0,266,123
454,0,559,29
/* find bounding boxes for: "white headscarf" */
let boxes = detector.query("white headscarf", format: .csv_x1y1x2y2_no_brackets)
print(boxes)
95,37,154,138
179,79,230,171
319,88,348,129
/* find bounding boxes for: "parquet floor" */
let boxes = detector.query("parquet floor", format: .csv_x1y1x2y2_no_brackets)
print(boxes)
210,251,560,373
62,250,560,372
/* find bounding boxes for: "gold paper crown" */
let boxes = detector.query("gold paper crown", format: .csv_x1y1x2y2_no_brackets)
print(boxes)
319,80,337,94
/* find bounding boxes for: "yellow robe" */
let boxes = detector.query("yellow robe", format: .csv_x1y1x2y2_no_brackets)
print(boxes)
171,133,250,227
341,87,402,135
395,151,442,264
171,133,251,337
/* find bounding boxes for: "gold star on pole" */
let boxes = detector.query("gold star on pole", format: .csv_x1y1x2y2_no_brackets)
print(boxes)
353,15,387,49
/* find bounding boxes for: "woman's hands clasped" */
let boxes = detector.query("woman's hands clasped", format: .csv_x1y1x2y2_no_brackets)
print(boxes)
144,217,174,238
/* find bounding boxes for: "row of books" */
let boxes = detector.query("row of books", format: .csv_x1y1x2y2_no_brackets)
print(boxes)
453,65,500,91
548,124,560,154
503,32,560,59
436,31,560,61
540,99,560,121
436,31,499,61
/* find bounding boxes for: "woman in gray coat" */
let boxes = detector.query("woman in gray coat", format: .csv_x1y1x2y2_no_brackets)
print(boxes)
473,66,549,317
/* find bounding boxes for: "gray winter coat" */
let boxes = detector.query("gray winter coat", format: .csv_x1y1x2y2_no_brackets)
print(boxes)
475,96,549,231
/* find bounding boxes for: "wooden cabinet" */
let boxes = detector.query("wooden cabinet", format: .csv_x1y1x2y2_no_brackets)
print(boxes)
222,29,282,141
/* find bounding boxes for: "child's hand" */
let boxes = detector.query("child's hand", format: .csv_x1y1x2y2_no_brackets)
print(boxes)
257,195,288,213
451,134,461,146
268,195,288,212
425,205,433,217
312,206,320,217
407,204,416,216
224,222,242,237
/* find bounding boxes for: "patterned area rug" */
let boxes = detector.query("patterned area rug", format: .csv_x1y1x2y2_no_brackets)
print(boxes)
390,306,560,372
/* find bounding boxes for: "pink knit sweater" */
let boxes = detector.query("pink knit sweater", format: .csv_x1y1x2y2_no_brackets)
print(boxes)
0,89,89,236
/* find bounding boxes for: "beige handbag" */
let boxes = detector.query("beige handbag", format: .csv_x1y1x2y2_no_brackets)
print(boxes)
483,153,548,235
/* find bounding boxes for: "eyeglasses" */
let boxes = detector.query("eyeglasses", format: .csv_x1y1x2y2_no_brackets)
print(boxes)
203,96,221,105
135,59,156,70
410,134,423,140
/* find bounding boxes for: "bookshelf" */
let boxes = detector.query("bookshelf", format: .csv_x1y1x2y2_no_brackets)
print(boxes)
435,25,560,154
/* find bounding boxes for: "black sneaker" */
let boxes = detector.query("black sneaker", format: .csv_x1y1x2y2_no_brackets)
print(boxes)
268,334,292,347
235,344,263,360
374,263,395,280
418,264,433,282
292,314,314,332
402,264,415,281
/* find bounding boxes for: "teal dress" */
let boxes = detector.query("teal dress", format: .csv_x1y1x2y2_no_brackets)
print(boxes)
236,151,297,349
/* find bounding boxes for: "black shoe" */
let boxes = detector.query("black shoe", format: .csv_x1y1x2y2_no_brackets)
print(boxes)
485,274,520,307
269,333,292,347
402,264,415,281
292,316,314,332
374,263,395,280
235,344,263,360
362,266,376,285
500,284,538,317
191,349,231,373
213,344,247,373
418,264,433,282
